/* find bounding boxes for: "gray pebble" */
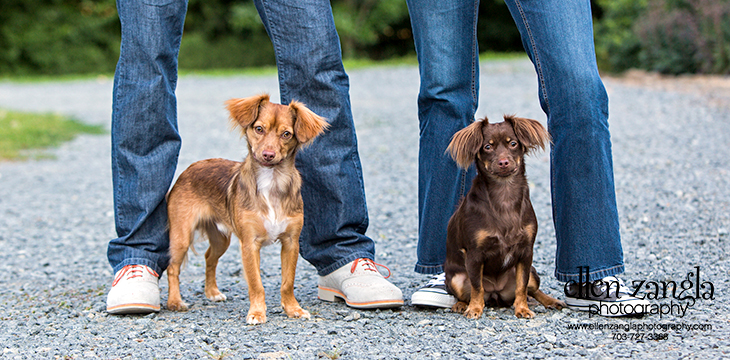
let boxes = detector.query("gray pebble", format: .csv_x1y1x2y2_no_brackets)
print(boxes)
0,59,728,358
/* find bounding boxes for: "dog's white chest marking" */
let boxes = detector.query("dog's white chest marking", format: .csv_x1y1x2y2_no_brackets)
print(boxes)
503,254,512,270
257,167,290,246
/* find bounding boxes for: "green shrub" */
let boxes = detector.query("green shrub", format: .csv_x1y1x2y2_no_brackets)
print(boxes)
637,0,730,74
0,0,120,75
594,0,647,73
178,33,275,70
0,0,527,76
594,0,730,74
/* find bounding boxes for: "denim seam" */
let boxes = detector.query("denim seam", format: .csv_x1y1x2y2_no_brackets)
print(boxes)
470,0,479,109
459,169,467,198
259,0,290,103
350,151,370,233
513,0,550,113
460,0,479,199
112,57,126,240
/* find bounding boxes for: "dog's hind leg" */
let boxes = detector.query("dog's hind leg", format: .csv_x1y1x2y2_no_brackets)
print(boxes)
166,206,195,311
527,267,566,310
202,220,231,302
446,271,470,314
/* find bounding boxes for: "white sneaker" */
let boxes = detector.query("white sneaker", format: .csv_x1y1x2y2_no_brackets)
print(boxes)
565,275,650,317
318,258,403,309
411,273,457,308
106,265,161,314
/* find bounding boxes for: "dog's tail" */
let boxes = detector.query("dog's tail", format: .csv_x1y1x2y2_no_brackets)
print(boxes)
190,219,231,257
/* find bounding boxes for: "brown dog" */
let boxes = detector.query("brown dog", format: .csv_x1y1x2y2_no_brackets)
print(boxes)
165,94,328,324
444,115,565,319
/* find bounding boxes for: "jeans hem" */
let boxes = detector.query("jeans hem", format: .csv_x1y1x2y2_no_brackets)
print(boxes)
317,252,374,277
114,258,164,278
555,264,624,283
414,263,444,275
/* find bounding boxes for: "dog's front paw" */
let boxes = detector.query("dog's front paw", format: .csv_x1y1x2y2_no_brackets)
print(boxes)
464,305,484,319
205,289,227,302
514,306,535,319
167,299,189,312
246,311,267,325
451,301,468,314
285,306,311,320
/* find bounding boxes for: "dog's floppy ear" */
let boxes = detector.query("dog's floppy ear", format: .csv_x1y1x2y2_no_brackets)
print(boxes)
504,115,550,153
225,94,270,133
447,119,486,169
289,100,329,145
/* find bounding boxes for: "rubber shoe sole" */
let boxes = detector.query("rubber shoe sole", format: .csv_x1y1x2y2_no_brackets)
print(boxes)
107,303,160,315
318,286,403,309
410,288,456,308
411,273,457,308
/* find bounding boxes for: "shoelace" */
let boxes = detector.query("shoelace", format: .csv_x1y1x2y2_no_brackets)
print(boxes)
425,273,447,286
112,265,160,287
350,258,392,279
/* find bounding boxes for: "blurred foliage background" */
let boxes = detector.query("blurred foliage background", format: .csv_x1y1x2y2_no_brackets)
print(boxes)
1,0,728,76
595,0,730,74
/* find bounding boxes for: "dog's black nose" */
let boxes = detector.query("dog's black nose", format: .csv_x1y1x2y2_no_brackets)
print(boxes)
262,150,275,162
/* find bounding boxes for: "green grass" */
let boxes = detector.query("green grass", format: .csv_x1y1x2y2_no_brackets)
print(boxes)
179,65,278,78
1,52,525,82
180,51,525,77
0,73,113,84
176,56,415,77
0,109,106,160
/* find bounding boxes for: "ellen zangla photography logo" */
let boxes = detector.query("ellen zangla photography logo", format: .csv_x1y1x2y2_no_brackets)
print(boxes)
566,266,715,318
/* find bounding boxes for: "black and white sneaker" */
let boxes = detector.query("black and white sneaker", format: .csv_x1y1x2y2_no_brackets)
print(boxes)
411,273,457,308
565,276,650,317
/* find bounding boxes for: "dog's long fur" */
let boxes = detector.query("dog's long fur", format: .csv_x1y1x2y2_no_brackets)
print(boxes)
165,94,328,324
444,115,565,319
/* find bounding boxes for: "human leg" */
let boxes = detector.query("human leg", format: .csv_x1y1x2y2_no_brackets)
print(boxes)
254,0,401,307
406,0,480,275
504,0,624,283
505,0,648,316
107,0,187,314
255,0,373,275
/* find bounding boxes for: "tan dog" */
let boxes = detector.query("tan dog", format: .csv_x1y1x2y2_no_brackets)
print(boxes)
165,94,328,324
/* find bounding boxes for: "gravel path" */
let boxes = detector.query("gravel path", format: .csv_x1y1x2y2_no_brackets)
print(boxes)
0,58,728,359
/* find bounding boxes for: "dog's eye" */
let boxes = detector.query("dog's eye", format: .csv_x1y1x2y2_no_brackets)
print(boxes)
254,126,264,134
484,144,492,151
510,141,518,147
281,131,292,140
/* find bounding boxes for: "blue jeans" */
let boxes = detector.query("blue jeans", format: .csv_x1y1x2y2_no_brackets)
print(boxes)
255,0,374,275
407,0,624,282
108,0,187,276
108,0,374,276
